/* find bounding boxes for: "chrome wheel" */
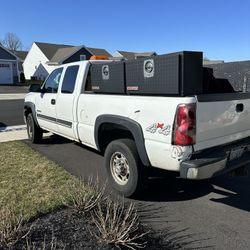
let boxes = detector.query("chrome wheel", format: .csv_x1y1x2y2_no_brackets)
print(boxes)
110,152,130,185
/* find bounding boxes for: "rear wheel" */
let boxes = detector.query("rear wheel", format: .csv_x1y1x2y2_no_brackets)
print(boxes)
26,113,43,143
104,139,146,197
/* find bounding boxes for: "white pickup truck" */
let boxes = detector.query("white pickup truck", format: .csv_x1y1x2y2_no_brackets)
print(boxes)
24,55,250,197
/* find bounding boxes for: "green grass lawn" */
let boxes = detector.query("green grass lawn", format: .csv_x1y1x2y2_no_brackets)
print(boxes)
0,141,87,220
0,141,160,249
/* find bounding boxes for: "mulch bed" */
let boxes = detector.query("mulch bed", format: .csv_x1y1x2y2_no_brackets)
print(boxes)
8,208,168,250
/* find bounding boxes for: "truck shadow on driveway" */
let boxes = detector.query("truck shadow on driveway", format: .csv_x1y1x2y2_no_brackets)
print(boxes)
140,173,250,212
25,134,250,212
39,134,73,145
209,175,250,212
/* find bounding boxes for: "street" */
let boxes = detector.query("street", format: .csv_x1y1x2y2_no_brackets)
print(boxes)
0,87,27,142
0,86,27,127
0,99,24,127
0,86,28,94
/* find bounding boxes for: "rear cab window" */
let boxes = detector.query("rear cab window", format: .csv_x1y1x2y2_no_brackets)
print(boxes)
61,65,79,94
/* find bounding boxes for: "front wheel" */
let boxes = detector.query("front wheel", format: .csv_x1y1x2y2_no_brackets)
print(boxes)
104,139,146,198
26,113,43,143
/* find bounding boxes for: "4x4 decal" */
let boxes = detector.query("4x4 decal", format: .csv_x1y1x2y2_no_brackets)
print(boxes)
146,123,171,136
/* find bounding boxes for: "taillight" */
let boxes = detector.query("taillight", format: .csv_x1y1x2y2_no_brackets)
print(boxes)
172,104,196,146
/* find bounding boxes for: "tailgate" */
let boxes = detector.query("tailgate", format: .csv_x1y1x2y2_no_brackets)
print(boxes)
194,93,250,151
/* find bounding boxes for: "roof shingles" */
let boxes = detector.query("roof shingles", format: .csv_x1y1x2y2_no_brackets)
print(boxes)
49,46,83,63
12,50,28,61
87,47,111,57
115,50,157,60
35,42,73,60
34,42,111,63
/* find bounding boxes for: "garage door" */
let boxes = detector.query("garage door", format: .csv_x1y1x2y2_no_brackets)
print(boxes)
0,63,12,84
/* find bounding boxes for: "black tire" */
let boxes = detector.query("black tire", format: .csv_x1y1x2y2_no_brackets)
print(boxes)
104,139,146,198
26,113,43,143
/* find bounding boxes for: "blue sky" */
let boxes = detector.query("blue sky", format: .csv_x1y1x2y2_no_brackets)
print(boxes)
0,0,249,61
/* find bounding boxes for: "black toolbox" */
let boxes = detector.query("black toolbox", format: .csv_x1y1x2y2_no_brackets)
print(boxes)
89,61,125,94
125,51,203,96
206,61,250,92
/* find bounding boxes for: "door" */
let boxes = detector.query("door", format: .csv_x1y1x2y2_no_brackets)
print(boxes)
36,67,63,132
0,63,12,84
56,65,79,139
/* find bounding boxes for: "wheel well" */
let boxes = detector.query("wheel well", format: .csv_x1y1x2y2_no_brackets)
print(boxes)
24,106,32,120
98,123,134,153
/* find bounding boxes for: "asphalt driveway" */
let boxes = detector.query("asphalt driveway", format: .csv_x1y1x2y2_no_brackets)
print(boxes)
25,135,250,250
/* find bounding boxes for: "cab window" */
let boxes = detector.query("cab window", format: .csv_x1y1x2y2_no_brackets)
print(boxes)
43,68,63,93
61,65,79,94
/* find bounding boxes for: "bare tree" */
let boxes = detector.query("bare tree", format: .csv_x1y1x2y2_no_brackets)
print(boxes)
1,32,22,51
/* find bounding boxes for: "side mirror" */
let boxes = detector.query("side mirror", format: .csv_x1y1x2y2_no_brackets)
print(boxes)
40,87,46,94
29,83,42,92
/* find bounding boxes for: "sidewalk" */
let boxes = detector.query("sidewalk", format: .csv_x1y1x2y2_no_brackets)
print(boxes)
0,125,52,142
0,93,26,100
0,86,28,100
0,125,27,142
0,86,28,94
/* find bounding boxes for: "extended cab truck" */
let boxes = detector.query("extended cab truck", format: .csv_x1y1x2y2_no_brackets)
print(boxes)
24,57,250,197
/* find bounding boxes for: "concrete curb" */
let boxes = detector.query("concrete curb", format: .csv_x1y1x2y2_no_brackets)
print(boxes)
0,125,27,142
0,125,27,132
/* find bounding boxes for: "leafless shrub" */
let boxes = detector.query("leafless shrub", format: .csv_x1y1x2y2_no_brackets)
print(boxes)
91,199,148,249
63,178,106,213
25,230,63,250
0,207,30,248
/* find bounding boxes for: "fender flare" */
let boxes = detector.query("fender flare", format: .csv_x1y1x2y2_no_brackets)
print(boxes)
95,115,151,166
23,102,39,126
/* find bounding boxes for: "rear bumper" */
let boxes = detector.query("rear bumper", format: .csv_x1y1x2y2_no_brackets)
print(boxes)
180,139,250,180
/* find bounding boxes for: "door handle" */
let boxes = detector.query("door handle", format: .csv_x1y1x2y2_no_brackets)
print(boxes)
236,103,244,112
51,99,56,105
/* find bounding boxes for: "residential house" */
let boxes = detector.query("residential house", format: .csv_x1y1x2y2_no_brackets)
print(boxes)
0,44,22,84
23,42,111,80
112,50,157,60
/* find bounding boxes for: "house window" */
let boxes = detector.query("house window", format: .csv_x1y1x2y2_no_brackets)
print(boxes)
80,55,86,61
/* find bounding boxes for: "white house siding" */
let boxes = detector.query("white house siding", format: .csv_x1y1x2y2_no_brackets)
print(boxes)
0,61,19,84
23,43,53,80
0,46,19,84
0,61,13,84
